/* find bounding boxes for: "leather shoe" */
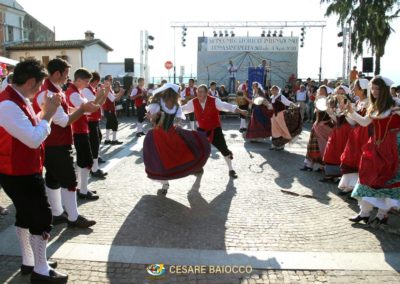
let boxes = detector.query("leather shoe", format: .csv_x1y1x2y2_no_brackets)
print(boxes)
229,170,238,178
67,215,96,228
300,166,313,172
90,170,107,178
104,140,112,145
52,212,68,225
349,215,369,223
111,140,123,145
21,260,57,275
31,269,68,284
98,157,106,163
77,191,99,200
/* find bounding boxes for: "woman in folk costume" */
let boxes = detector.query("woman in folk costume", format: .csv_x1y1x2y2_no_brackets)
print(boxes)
301,85,334,171
320,85,354,183
347,76,400,225
269,85,299,151
338,78,372,193
143,83,211,195
245,81,273,141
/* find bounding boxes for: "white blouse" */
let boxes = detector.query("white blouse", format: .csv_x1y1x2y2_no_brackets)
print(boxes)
146,99,186,120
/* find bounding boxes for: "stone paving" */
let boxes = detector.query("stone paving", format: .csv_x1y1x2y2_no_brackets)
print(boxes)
1,115,400,283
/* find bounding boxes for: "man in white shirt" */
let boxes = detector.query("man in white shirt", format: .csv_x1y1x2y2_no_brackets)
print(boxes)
295,84,307,121
208,81,219,97
130,77,147,137
227,60,238,94
182,84,247,178
0,59,68,283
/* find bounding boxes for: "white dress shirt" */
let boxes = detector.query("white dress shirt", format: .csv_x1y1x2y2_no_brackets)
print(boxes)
271,93,292,106
82,87,96,102
182,97,237,114
130,87,146,99
227,65,238,78
0,87,50,149
209,89,219,98
146,99,186,120
36,81,69,128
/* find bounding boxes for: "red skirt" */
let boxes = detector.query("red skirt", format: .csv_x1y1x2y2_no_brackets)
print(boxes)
340,125,371,174
143,127,211,180
245,105,273,139
323,123,352,166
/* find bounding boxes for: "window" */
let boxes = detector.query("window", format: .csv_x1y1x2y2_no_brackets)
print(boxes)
7,26,14,42
42,56,49,66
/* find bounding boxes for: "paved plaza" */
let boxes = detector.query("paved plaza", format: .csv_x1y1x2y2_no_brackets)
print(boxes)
1,116,400,283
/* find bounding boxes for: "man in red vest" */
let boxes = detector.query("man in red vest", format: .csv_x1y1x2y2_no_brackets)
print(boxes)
82,71,108,177
33,58,100,228
0,59,68,283
66,68,100,200
182,84,247,178
130,77,147,137
102,74,124,144
180,78,197,130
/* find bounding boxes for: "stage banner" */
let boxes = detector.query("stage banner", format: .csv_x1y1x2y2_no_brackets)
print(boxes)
248,67,265,95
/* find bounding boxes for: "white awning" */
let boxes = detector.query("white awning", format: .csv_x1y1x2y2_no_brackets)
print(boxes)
0,56,18,66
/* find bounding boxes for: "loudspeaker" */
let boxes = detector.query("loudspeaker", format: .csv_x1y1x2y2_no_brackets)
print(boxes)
362,57,373,73
123,76,133,90
124,58,134,73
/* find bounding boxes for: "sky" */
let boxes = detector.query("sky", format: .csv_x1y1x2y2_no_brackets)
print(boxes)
17,0,400,84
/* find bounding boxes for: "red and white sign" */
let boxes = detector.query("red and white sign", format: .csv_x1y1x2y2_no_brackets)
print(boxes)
164,61,173,70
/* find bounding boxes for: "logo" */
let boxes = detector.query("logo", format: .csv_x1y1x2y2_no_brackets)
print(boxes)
146,264,166,276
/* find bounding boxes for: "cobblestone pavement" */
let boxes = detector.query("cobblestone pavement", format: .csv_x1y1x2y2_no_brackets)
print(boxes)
1,115,400,283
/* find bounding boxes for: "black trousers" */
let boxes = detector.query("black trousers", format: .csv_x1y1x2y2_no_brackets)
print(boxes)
187,112,195,122
199,127,232,157
104,111,118,131
136,104,147,123
0,173,52,235
44,145,77,190
88,121,101,159
73,134,93,169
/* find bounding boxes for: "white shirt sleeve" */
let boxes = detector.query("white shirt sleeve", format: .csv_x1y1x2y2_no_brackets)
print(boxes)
36,91,69,128
348,111,372,127
146,103,160,115
180,90,186,99
176,106,186,120
0,101,51,149
107,91,116,102
69,92,88,108
82,88,96,102
280,94,293,107
130,88,138,98
215,98,237,113
181,99,194,114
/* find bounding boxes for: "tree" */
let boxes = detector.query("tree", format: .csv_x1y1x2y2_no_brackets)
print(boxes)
321,0,400,75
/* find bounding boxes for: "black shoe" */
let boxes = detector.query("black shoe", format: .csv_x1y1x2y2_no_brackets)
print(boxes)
229,170,238,178
77,191,99,200
338,190,350,196
194,168,204,175
52,212,68,225
90,169,107,178
21,260,58,275
314,168,324,173
136,132,146,138
300,166,313,172
67,215,96,228
111,140,123,145
275,147,284,151
349,215,369,223
319,177,333,183
239,128,245,133
104,140,112,145
98,157,106,164
31,269,68,284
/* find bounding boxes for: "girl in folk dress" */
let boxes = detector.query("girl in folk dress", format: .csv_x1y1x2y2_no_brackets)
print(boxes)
347,76,400,225
338,79,371,193
143,83,211,195
301,85,334,171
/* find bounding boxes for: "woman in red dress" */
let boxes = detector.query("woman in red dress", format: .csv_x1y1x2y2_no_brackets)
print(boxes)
301,85,334,171
338,79,371,193
143,83,211,195
321,85,353,182
347,76,400,225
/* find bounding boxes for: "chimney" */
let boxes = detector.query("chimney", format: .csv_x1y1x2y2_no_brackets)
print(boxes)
84,31,95,40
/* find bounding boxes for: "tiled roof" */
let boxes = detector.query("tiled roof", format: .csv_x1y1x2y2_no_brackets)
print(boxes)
6,39,113,51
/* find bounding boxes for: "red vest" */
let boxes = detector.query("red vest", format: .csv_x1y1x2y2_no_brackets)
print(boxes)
32,79,73,146
85,86,101,122
102,91,115,113
66,84,89,134
0,86,44,175
133,86,145,108
192,96,221,131
185,87,197,98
